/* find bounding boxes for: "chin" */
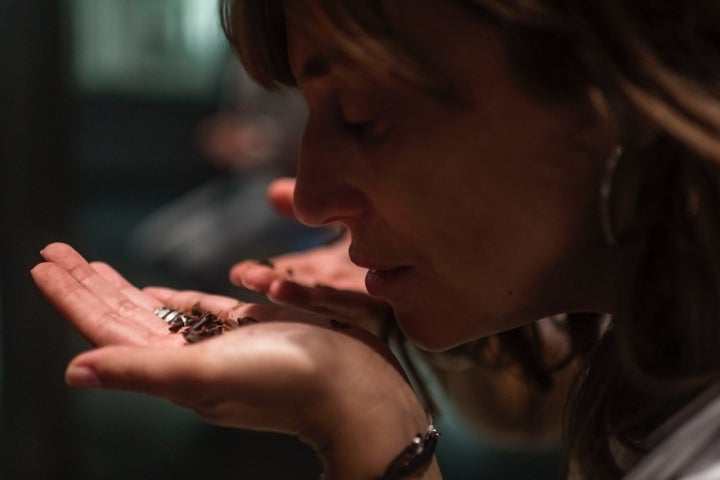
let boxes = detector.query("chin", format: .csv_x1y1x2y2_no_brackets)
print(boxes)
392,303,527,352
392,309,468,352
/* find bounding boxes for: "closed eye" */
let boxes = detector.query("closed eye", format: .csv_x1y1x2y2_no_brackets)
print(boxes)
341,117,384,141
338,103,391,144
336,89,393,144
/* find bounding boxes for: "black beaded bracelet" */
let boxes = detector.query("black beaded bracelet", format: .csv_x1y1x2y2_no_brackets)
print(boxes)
317,415,439,480
381,416,440,480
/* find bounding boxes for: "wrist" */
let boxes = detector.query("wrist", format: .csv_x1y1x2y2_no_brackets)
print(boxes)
380,417,440,479
309,388,442,479
293,329,442,479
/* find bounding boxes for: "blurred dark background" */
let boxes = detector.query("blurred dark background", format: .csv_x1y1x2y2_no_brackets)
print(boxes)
0,1,564,479
0,1,321,478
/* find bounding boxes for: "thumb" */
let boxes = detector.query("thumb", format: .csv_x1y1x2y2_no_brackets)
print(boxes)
267,177,296,219
65,345,208,399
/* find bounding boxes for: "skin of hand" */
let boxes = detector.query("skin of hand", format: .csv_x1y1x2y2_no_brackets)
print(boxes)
31,242,440,479
230,177,392,333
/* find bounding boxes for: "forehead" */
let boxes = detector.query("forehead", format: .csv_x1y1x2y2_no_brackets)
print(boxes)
285,0,496,92
284,4,330,80
284,0,397,83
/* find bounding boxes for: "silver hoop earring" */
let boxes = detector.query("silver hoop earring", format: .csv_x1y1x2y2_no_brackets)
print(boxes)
599,146,624,246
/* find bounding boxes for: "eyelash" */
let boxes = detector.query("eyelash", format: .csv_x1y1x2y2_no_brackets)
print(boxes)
341,117,381,141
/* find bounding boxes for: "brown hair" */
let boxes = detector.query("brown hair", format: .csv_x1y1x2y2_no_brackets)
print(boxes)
220,0,720,477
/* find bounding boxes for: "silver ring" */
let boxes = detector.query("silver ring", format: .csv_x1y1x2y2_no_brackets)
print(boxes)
154,306,190,326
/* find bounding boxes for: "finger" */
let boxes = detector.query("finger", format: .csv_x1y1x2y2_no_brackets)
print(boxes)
143,287,250,317
268,280,392,331
143,287,292,323
267,177,296,219
66,321,334,394
228,261,279,290
65,344,267,430
65,344,213,397
144,286,337,328
90,261,160,311
40,243,158,326
31,262,171,346
63,332,320,432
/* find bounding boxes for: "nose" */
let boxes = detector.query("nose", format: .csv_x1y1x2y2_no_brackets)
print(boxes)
293,116,369,227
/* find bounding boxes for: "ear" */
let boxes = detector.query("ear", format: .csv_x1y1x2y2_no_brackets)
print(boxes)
573,87,663,245
576,86,660,155
567,87,619,161
584,86,667,245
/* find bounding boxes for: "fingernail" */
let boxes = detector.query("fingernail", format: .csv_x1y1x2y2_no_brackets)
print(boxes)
66,366,102,387
268,297,290,307
239,282,261,292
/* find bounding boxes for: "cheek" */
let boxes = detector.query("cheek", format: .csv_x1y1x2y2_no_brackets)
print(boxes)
435,182,598,323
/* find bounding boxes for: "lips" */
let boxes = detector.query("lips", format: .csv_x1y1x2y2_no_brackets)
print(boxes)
363,266,410,296
349,246,411,295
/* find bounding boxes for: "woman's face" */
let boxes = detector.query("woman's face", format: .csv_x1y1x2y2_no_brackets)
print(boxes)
286,0,617,350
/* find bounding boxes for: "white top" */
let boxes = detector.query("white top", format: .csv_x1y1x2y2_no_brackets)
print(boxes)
623,382,720,479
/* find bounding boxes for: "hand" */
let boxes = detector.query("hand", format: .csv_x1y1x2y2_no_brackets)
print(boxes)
31,243,436,479
230,178,392,332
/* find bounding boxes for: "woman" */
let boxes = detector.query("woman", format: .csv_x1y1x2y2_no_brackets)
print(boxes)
32,0,720,478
